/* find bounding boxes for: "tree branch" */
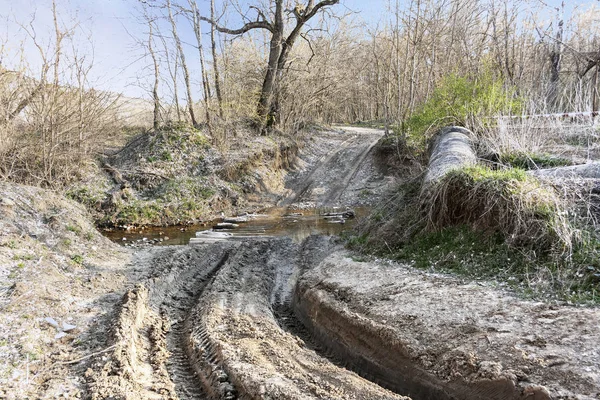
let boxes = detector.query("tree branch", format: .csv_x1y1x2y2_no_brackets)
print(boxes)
197,12,273,35
304,0,340,22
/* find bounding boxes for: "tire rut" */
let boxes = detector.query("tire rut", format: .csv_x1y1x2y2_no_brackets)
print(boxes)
271,240,408,397
156,246,237,400
283,134,359,205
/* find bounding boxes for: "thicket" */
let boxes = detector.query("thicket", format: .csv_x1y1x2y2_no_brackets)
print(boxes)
399,71,523,142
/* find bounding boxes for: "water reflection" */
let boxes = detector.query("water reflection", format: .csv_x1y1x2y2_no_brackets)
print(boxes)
103,207,369,246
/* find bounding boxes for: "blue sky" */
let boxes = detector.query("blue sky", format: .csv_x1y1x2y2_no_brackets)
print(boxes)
0,0,594,98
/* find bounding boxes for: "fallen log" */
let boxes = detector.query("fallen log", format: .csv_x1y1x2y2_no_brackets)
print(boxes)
422,126,477,187
528,163,600,179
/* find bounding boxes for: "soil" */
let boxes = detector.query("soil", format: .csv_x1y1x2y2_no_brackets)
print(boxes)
282,126,393,208
297,238,600,399
0,182,129,399
2,126,599,399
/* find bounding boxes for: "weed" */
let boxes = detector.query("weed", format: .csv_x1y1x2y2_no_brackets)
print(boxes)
500,151,572,170
71,254,84,265
84,231,94,241
161,150,173,161
66,224,81,235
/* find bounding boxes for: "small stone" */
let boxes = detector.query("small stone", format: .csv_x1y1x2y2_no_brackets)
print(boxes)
45,317,60,330
62,323,77,332
122,238,127,241
55,332,67,340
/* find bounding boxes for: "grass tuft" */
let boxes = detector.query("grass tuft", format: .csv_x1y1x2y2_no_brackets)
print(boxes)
422,165,574,253
349,166,600,303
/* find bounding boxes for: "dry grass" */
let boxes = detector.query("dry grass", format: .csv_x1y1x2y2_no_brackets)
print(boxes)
421,166,575,254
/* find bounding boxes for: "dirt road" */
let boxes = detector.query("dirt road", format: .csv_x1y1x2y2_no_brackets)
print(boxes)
32,126,598,399
282,126,391,207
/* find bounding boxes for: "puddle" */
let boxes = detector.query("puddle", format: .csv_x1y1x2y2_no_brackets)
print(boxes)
103,207,370,246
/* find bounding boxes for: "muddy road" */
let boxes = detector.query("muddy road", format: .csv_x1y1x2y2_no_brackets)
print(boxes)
85,127,599,400
282,126,390,208
88,126,407,400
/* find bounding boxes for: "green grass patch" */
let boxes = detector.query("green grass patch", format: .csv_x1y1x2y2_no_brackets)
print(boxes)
114,201,164,226
153,177,215,204
348,167,600,303
70,254,84,266
389,225,599,303
66,224,81,235
500,151,573,170
66,187,105,210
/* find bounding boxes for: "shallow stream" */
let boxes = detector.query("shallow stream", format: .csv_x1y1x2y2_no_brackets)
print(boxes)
103,206,369,246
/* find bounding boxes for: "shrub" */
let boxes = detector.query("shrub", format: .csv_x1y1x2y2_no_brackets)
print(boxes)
401,70,523,143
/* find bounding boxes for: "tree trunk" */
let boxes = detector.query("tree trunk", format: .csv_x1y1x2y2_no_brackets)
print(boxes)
148,20,161,130
168,0,197,126
210,0,224,119
256,0,284,130
189,1,213,136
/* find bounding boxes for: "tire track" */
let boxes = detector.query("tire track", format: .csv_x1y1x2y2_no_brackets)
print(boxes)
152,246,238,399
283,134,360,205
191,239,408,399
163,251,234,399
285,130,384,207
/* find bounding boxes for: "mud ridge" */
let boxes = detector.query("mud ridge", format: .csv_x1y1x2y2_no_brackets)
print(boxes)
194,239,407,399
88,245,240,399
149,245,239,399
293,238,552,400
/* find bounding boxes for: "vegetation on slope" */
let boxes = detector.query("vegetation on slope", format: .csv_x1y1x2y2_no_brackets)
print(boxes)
349,164,600,304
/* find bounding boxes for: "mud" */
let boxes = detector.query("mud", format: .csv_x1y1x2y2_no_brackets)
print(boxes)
83,127,600,400
296,239,600,399
282,126,392,207
5,127,599,399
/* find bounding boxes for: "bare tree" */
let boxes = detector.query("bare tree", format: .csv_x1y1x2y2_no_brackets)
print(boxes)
188,0,213,135
210,0,224,119
167,0,197,126
199,0,340,131
147,16,161,129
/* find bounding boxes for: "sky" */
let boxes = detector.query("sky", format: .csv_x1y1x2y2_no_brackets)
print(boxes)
0,0,595,99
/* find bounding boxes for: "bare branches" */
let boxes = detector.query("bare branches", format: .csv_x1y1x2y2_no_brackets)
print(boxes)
197,13,273,35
